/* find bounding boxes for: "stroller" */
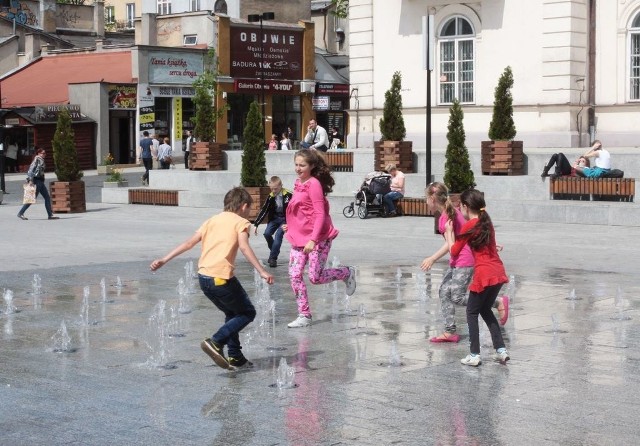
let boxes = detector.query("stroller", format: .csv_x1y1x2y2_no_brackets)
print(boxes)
343,171,392,219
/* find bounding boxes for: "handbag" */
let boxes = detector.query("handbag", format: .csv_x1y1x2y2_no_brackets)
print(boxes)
23,183,36,204
163,155,173,164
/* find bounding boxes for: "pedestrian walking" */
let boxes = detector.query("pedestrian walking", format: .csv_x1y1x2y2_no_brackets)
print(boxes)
17,148,59,220
253,176,292,267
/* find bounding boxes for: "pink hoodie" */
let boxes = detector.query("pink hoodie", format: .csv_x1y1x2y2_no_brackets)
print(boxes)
285,177,339,247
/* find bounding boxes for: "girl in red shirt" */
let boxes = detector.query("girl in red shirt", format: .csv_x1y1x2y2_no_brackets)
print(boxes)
445,189,510,367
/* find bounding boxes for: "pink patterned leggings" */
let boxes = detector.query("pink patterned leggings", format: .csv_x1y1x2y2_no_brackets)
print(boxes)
289,239,350,317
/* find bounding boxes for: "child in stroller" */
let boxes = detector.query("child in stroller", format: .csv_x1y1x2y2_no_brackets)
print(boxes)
343,171,396,219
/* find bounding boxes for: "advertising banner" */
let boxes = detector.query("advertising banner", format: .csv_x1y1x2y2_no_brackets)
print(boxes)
108,85,137,109
230,26,303,81
137,83,155,136
148,52,204,85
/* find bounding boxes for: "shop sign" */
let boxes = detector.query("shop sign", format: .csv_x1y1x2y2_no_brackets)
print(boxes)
33,104,83,122
234,79,299,95
230,26,303,81
137,83,155,135
316,83,350,95
151,86,196,97
109,85,137,109
148,52,204,85
312,96,330,111
4,118,20,126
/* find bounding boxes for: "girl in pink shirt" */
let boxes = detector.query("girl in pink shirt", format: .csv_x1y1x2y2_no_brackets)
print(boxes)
422,183,508,343
283,150,357,327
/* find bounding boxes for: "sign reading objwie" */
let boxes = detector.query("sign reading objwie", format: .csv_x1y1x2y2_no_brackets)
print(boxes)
230,25,303,81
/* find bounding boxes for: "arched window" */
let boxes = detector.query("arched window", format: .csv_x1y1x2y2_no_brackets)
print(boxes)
439,16,475,104
629,12,640,100
214,0,228,14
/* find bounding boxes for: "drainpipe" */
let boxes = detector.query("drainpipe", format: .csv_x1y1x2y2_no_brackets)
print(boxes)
587,0,596,144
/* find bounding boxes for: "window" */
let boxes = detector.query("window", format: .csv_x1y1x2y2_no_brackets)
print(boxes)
126,3,135,28
105,6,115,24
630,12,640,100
190,0,201,12
183,35,197,46
214,0,227,14
157,0,171,15
439,16,475,104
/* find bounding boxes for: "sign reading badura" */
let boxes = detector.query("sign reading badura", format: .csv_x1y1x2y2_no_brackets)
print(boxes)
230,25,303,81
148,52,204,85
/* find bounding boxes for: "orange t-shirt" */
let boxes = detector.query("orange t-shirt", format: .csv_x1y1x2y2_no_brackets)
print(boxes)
197,211,251,279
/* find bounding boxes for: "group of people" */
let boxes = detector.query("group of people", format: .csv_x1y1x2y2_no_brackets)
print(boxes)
150,144,512,370
139,131,176,185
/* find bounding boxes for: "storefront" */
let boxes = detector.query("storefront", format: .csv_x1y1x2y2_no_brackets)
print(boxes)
1,106,95,172
216,17,316,147
312,82,349,142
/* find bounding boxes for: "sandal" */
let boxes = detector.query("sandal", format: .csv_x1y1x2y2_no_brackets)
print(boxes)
498,295,510,326
429,333,461,343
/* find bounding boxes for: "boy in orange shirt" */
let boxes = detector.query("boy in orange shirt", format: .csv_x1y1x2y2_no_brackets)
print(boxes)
151,187,274,370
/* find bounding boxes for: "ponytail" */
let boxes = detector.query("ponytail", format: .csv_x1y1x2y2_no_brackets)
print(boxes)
459,189,493,249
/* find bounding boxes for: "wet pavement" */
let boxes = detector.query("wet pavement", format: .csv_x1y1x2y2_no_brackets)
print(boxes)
1,201,639,445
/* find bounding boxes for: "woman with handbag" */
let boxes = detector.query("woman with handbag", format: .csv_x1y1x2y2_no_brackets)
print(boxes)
158,137,173,169
17,148,59,220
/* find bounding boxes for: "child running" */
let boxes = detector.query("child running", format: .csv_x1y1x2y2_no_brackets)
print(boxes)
422,183,508,343
150,187,274,370
283,150,357,327
444,189,510,366
253,176,292,267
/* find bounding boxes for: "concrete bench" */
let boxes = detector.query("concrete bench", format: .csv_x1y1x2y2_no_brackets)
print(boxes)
128,189,179,206
550,177,635,202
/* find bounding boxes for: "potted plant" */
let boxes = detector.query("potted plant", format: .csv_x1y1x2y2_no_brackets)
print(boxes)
241,100,269,220
51,108,86,213
97,152,115,175
376,71,413,172
103,168,128,188
481,66,524,175
191,49,227,170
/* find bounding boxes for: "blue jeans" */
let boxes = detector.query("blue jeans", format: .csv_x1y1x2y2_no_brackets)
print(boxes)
264,216,285,260
383,191,403,213
198,275,256,358
19,178,53,218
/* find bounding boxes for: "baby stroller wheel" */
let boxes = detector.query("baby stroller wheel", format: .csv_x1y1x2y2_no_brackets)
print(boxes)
343,202,355,218
357,203,368,219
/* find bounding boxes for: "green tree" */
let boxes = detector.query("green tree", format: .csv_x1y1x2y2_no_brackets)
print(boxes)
443,99,474,193
240,101,267,187
331,0,349,18
379,71,406,141
488,66,517,141
192,49,226,143
52,108,83,182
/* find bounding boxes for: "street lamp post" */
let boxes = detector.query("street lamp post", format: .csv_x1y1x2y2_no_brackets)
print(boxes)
248,12,275,144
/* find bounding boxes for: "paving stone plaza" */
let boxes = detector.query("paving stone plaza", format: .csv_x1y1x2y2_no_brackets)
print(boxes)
1,172,639,445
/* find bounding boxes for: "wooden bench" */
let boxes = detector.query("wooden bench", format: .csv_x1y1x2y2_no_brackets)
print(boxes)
550,177,635,202
324,151,353,172
129,189,179,206
396,197,434,217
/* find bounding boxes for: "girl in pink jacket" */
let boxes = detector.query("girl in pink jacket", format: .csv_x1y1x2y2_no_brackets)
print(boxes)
283,150,357,327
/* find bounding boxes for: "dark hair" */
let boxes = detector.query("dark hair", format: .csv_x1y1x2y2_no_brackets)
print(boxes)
426,182,457,223
223,187,252,212
143,131,149,137
294,149,334,195
459,189,493,249
578,156,590,167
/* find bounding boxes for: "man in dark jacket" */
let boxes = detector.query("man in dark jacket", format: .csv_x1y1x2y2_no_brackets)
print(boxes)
253,176,292,267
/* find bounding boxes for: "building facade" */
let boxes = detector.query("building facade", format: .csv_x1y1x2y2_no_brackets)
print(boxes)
347,0,640,149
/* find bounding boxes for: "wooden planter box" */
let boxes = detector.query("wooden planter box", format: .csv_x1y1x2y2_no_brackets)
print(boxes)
50,181,86,213
374,141,413,173
244,186,271,221
190,142,226,171
481,140,524,175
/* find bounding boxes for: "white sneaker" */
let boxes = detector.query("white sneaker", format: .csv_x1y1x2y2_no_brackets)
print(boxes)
495,349,510,364
344,266,357,296
287,315,312,328
460,354,482,367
